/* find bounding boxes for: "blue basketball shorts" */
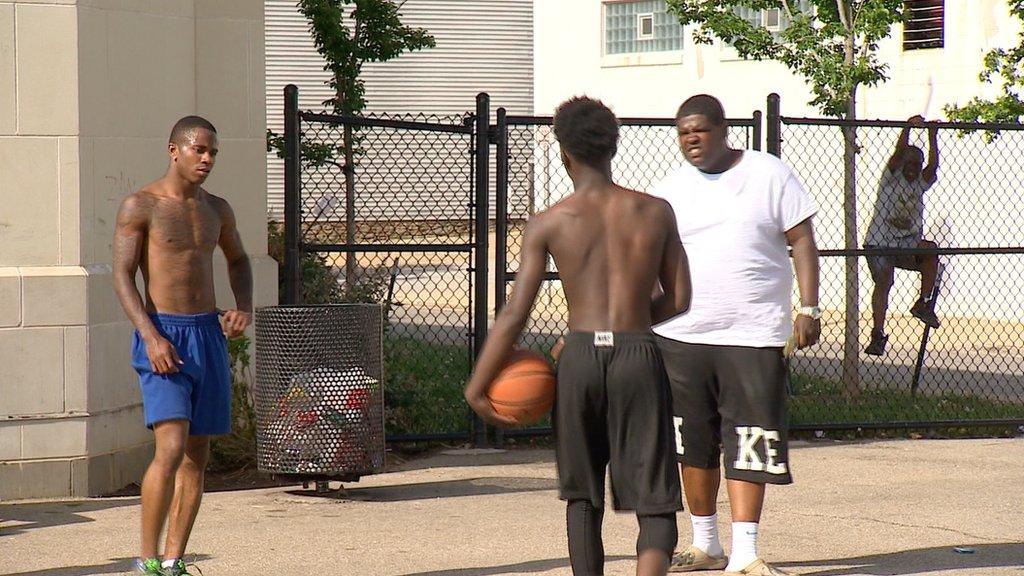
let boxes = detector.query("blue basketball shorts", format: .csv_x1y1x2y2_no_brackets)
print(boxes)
131,312,232,436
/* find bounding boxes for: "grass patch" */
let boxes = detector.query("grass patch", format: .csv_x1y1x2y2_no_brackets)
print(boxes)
383,340,559,436
382,343,1024,437
385,336,471,436
790,371,1024,430
214,329,1019,469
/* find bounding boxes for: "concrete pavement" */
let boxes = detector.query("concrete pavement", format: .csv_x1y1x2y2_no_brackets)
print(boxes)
1,438,1023,575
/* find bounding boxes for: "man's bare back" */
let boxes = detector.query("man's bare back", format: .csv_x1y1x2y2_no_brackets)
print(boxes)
534,183,686,332
467,97,689,576
466,96,689,428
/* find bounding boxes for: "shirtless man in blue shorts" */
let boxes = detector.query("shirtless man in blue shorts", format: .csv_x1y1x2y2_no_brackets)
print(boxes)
113,116,253,576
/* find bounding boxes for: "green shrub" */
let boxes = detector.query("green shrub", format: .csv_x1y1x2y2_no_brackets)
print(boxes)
384,337,470,436
209,335,257,471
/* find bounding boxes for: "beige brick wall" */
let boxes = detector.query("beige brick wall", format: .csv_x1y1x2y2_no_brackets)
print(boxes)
0,0,276,501
0,4,14,135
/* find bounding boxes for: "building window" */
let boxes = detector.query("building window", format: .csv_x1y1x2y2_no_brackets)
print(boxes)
903,0,944,51
637,13,655,40
733,1,813,38
604,1,684,55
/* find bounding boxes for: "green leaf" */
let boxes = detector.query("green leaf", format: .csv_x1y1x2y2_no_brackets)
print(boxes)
946,2,1024,138
297,0,436,116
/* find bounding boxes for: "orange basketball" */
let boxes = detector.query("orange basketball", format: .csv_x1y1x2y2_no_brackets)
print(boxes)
487,349,556,426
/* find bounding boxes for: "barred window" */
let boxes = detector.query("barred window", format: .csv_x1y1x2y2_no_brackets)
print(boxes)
903,0,944,51
604,1,685,55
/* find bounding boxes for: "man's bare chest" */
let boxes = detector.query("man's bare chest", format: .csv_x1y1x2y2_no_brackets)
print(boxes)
148,203,221,252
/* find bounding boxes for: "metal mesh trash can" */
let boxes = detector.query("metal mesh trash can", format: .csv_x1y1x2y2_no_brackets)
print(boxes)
254,304,384,479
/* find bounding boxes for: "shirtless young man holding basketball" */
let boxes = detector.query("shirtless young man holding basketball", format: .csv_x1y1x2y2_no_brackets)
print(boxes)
465,97,692,576
113,116,252,576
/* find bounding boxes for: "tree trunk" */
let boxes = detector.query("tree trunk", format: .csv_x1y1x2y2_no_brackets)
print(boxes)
841,31,861,396
344,123,357,289
335,72,358,292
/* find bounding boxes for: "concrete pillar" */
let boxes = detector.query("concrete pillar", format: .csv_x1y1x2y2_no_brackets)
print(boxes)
0,0,276,500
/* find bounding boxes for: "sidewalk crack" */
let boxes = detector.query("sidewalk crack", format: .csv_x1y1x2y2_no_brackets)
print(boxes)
784,511,1010,542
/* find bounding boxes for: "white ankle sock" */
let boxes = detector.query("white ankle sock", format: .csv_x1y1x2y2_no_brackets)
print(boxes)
725,521,759,571
161,558,179,569
689,513,724,557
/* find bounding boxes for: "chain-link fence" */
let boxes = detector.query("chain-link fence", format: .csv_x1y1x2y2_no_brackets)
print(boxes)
498,115,760,349
495,114,761,435
281,85,1024,442
778,115,1024,430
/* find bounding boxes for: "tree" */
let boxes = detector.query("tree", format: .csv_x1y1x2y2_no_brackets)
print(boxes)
296,0,435,115
666,0,904,394
945,1,1024,130
268,0,435,290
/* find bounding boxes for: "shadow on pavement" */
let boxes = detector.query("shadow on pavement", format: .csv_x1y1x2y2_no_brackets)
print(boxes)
5,554,211,576
396,554,634,575
390,448,556,473
793,542,1024,575
0,498,140,537
285,476,556,502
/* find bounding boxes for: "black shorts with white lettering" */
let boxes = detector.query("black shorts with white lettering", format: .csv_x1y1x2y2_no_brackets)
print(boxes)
554,332,683,514
655,337,793,485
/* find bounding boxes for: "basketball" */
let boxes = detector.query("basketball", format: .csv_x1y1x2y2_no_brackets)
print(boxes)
487,349,556,426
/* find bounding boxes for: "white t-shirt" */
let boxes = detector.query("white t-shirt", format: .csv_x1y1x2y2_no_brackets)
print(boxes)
865,169,933,246
649,150,817,348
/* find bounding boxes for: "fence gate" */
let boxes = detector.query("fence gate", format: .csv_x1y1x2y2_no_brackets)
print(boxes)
282,86,491,442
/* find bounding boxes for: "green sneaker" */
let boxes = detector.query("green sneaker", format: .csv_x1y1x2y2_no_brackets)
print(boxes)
164,559,203,576
135,558,165,575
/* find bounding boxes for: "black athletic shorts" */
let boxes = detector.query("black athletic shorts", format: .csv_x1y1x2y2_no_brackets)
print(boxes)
864,241,924,279
656,337,793,485
554,331,683,514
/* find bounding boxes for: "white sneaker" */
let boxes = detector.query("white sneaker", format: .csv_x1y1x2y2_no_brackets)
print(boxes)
668,546,728,572
724,558,795,575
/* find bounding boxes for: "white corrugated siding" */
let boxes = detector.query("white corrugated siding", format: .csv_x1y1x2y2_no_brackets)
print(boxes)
265,0,534,221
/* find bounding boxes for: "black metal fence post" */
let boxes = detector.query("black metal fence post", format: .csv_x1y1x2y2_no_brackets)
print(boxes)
283,84,302,305
492,108,509,448
766,93,781,157
494,108,509,315
752,110,763,151
472,93,491,448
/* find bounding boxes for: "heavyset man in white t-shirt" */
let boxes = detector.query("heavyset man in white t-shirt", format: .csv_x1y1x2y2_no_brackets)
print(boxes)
648,95,821,576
